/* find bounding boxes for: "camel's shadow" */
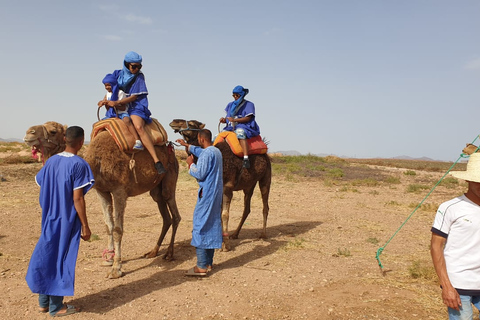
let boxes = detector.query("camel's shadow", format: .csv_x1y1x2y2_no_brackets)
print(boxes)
72,220,322,314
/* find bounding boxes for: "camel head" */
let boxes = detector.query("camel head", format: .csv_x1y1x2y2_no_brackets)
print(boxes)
169,119,205,145
24,121,68,162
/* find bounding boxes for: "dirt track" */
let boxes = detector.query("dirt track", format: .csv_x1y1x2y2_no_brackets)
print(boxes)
0,157,463,319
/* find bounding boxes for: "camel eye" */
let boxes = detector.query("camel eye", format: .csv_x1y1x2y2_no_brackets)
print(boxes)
50,130,57,135
29,130,35,134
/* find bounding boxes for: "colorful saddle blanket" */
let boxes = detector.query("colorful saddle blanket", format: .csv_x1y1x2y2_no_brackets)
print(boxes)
91,118,168,153
213,131,268,157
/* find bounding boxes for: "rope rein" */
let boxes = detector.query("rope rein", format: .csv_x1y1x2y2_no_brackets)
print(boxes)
375,135,480,272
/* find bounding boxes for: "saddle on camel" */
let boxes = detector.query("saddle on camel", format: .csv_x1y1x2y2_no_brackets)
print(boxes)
213,131,268,157
91,117,169,154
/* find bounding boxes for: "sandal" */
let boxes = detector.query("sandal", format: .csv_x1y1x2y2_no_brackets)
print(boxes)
185,267,207,276
52,304,78,317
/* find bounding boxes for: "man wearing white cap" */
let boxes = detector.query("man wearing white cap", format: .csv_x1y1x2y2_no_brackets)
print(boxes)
431,153,480,319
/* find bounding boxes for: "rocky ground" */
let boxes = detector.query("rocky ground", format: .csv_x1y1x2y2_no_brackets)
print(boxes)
0,148,467,319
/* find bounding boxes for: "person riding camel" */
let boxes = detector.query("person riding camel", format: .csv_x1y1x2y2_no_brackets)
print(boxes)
105,51,166,175
219,85,260,169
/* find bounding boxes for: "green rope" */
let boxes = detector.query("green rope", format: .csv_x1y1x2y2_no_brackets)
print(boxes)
375,138,480,271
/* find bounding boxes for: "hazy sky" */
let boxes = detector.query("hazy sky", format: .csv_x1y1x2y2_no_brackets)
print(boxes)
1,1,479,161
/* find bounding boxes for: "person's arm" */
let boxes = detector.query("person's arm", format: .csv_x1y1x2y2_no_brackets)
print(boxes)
431,232,461,310
227,115,252,123
73,188,91,241
98,94,108,107
106,94,137,108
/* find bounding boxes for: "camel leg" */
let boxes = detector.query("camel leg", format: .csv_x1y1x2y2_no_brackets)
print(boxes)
163,197,181,260
221,187,234,251
258,172,271,239
107,190,127,279
230,185,255,240
96,190,114,266
146,178,181,261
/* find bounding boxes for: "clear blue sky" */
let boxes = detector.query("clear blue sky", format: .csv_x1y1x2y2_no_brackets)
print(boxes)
1,0,479,161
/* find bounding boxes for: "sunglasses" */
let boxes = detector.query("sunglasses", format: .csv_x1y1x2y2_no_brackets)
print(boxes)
129,64,142,70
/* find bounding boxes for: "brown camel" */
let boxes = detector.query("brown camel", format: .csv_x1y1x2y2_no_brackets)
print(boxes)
24,121,181,279
170,119,271,251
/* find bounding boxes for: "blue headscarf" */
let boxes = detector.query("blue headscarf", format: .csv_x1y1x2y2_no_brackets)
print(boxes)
117,51,143,91
102,73,119,101
228,85,249,117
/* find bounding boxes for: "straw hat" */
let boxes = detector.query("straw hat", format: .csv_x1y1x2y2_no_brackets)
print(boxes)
450,153,480,183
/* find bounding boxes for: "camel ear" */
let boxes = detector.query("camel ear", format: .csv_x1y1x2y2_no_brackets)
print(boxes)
200,123,205,129
63,124,68,133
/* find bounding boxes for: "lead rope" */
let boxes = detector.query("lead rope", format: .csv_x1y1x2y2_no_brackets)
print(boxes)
375,136,480,273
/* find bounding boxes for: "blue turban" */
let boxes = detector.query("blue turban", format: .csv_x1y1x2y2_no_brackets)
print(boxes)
228,85,249,117
118,52,142,90
102,73,119,101
124,51,142,63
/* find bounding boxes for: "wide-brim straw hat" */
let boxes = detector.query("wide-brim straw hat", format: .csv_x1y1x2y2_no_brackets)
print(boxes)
450,153,480,183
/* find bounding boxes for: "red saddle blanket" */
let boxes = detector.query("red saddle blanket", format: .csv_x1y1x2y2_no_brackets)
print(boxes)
213,131,268,157
90,118,168,153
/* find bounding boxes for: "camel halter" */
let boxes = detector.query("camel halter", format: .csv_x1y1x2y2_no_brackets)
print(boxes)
36,125,65,165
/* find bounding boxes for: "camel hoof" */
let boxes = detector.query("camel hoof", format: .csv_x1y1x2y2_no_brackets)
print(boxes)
163,251,174,261
143,251,158,259
107,269,123,279
101,260,113,266
221,242,231,252
229,233,239,240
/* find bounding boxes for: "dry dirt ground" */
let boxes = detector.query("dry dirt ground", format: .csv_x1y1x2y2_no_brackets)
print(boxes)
0,148,468,319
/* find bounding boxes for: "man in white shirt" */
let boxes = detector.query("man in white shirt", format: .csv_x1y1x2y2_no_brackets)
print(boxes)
431,153,480,319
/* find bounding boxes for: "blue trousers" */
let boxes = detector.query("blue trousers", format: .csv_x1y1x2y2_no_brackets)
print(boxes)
39,294,64,315
196,248,214,269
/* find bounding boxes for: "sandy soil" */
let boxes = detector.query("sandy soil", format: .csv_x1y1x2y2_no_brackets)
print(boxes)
0,152,464,319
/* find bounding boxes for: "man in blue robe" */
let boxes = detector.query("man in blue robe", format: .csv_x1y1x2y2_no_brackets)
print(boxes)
177,129,223,276
26,126,95,317
219,85,261,168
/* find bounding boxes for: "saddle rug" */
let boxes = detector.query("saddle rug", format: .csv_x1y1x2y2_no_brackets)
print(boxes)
213,131,268,157
91,118,168,153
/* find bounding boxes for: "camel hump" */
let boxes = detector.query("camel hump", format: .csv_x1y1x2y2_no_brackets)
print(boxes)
146,118,168,146
214,131,268,157
91,118,168,153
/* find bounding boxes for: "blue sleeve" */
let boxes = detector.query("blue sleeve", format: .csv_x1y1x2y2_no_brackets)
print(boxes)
189,145,204,158
189,149,212,182
73,159,95,195
129,73,148,96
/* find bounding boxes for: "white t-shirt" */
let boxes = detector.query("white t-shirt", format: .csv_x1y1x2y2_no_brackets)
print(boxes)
432,194,480,291
106,90,128,115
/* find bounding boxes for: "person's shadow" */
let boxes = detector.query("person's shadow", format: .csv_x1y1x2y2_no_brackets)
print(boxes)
72,220,322,314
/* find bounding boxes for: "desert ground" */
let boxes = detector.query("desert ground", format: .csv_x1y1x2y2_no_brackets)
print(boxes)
0,143,472,319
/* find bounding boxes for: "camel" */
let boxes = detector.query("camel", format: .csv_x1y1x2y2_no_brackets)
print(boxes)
170,119,271,251
24,121,181,279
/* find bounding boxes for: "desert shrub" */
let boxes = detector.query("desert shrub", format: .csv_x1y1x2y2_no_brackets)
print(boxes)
0,156,38,164
385,200,400,206
385,176,401,184
351,178,379,187
327,168,344,178
440,177,459,189
408,260,437,280
335,248,351,257
367,237,379,245
407,184,430,193
404,170,416,176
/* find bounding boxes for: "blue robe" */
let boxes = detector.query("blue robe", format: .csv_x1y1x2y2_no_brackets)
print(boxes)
26,152,94,296
116,69,152,124
223,100,260,138
189,146,223,249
